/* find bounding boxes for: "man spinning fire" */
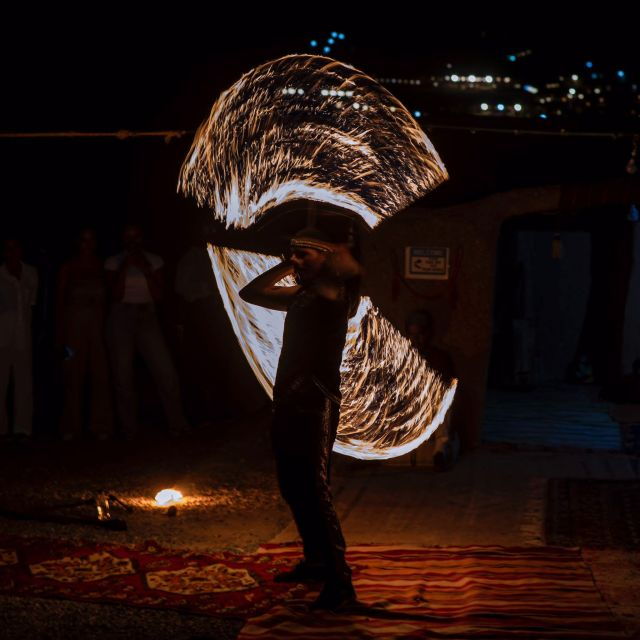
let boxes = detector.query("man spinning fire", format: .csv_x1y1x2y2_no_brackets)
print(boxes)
239,225,362,611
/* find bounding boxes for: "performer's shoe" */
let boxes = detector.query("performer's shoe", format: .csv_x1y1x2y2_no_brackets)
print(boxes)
309,577,358,612
273,560,328,583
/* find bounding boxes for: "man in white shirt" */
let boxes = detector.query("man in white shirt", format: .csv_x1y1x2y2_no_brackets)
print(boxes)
0,238,38,437
105,224,189,438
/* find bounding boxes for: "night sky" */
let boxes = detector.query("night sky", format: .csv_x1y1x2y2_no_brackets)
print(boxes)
2,11,637,258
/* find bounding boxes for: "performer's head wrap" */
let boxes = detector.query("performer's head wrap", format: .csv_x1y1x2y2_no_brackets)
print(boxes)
290,227,335,254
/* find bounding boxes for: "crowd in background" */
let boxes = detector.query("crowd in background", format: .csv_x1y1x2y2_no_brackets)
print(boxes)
0,224,228,443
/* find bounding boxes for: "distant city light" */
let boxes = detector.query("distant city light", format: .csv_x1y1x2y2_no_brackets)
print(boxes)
497,104,505,111
321,89,328,96
445,75,450,81
539,114,548,119
310,40,317,47
331,31,338,38
504,77,511,83
414,110,422,117
468,75,476,82
328,38,335,44
571,74,579,81
617,70,625,78
480,103,489,110
523,85,538,94
323,46,331,53
451,74,459,82
569,88,576,95
591,73,598,79
514,104,522,111
297,88,304,95
338,33,345,39
485,75,493,82
508,54,516,62
585,61,593,68
353,102,360,109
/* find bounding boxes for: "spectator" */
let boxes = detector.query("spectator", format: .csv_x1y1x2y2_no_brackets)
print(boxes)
175,236,228,425
0,238,38,440
56,228,113,440
105,224,189,438
406,309,459,471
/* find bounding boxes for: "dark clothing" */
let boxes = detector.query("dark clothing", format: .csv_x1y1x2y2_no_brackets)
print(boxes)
273,284,349,407
270,386,351,582
270,282,352,582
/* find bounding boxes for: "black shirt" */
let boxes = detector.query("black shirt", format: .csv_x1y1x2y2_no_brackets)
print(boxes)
273,283,350,407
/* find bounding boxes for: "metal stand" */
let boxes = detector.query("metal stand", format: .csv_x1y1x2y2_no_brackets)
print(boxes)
0,491,134,531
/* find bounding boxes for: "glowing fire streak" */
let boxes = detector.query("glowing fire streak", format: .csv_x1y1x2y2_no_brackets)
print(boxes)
178,54,448,230
209,245,457,460
179,54,456,459
155,489,183,507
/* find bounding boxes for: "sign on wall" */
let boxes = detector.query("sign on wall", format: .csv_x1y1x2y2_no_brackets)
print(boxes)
405,246,449,280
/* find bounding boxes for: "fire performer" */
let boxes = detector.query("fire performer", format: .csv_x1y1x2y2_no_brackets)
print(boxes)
239,226,362,611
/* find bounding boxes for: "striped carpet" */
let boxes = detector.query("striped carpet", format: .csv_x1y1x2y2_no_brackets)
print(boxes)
238,543,625,639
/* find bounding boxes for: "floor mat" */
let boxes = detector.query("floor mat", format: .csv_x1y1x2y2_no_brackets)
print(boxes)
546,478,640,549
0,535,306,619
238,542,625,638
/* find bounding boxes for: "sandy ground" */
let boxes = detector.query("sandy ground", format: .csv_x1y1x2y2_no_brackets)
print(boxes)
1,409,640,638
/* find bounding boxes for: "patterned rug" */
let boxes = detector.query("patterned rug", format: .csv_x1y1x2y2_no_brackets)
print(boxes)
546,478,640,549
238,543,625,639
0,535,306,619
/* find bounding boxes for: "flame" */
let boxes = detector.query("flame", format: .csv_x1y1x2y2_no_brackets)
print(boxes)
179,54,456,459
209,245,457,460
178,54,448,231
155,489,183,507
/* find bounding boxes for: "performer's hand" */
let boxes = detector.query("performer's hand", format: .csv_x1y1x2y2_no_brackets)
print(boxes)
280,258,295,273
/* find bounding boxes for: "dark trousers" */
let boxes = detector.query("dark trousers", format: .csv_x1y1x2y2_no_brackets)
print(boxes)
270,386,351,582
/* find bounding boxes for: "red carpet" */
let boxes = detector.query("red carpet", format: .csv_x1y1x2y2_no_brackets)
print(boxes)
0,536,625,637
238,543,626,639
0,535,306,619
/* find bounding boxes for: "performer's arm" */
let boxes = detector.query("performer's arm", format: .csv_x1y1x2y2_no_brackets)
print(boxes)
239,260,300,311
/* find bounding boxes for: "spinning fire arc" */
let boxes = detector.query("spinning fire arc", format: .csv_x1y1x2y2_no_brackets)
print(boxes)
178,54,457,459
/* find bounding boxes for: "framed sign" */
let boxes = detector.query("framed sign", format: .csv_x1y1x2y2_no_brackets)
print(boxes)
405,246,449,280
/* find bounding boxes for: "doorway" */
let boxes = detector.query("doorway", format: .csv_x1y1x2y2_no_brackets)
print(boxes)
483,212,621,450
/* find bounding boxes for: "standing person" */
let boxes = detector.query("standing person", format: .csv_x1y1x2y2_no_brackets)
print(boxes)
174,237,226,425
406,309,459,471
105,224,189,438
56,229,113,440
0,238,38,439
239,225,362,611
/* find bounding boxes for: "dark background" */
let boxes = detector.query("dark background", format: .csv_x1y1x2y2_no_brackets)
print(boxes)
2,11,638,259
